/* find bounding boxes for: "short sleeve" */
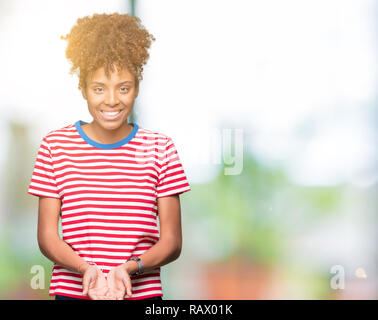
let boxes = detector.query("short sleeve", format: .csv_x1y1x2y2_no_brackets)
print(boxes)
27,137,61,199
156,137,191,198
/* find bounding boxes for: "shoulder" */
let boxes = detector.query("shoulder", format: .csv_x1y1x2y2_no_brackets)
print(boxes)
135,125,172,145
42,122,77,144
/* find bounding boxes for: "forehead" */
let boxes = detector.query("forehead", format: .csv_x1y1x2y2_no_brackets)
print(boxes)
88,66,135,84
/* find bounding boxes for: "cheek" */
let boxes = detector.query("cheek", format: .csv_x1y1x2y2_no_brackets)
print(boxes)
87,95,103,107
122,97,133,105
116,97,131,107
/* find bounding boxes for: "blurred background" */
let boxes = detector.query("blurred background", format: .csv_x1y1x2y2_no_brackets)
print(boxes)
0,0,377,299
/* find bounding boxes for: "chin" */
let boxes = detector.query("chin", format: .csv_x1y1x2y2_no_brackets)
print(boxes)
108,122,126,130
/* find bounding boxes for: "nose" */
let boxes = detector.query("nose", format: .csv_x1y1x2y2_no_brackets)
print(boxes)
104,89,119,106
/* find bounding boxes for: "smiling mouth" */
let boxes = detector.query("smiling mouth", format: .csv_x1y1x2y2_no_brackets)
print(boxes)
101,110,121,115
100,110,123,120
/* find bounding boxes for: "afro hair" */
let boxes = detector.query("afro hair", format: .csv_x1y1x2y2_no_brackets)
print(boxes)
60,12,155,90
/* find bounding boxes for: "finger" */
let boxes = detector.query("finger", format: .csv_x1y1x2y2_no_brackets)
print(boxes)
97,292,108,300
104,288,114,300
108,293,115,300
123,278,132,297
82,276,92,296
114,292,122,300
107,289,120,300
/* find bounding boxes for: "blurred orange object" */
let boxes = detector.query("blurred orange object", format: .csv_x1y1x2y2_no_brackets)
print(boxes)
202,258,274,300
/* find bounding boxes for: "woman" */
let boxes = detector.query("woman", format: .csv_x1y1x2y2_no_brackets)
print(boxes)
28,13,191,300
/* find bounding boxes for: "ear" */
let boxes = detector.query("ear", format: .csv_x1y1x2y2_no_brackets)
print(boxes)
134,81,139,98
81,87,87,100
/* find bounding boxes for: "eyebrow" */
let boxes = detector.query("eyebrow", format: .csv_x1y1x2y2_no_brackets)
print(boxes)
90,81,133,85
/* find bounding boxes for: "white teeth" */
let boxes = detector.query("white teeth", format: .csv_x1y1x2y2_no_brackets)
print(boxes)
102,111,120,116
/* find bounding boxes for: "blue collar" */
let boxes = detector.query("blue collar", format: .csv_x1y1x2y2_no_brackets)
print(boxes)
75,120,139,149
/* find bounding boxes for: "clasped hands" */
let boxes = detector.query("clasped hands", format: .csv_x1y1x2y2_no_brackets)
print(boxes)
82,263,133,300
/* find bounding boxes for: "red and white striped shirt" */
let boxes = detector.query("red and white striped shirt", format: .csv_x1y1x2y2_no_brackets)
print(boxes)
28,120,191,299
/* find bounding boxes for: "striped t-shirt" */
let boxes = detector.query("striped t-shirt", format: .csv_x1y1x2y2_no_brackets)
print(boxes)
27,120,191,299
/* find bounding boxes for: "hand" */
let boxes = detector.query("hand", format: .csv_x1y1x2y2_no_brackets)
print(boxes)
82,265,113,300
106,264,133,300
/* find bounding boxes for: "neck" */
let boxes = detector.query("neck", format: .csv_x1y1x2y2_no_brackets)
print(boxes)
86,121,133,144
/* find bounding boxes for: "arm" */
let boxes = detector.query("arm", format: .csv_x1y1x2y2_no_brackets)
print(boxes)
37,196,91,274
122,194,183,275
104,194,183,299
38,196,112,299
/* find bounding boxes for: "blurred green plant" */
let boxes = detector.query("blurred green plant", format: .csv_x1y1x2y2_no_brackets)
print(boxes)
0,229,53,299
185,150,343,267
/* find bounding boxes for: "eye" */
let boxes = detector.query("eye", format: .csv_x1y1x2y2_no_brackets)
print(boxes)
94,87,103,93
120,86,129,93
